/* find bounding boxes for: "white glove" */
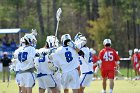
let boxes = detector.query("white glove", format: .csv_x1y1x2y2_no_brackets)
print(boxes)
48,62,58,72
136,64,139,68
9,64,15,73
97,60,102,65
67,41,76,49
34,61,39,69
116,61,120,65
11,58,18,63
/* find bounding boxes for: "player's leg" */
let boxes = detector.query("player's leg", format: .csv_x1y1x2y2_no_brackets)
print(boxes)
26,87,32,93
72,89,79,93
18,86,21,93
102,78,107,93
47,88,51,93
79,87,85,93
2,67,6,82
50,87,57,93
21,87,26,93
101,70,107,93
6,67,10,82
64,89,69,93
109,79,114,93
108,70,115,93
39,87,45,93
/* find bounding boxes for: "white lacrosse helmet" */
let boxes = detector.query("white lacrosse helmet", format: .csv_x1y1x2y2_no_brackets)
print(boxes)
79,36,87,44
90,48,96,54
61,34,71,45
24,34,37,46
134,48,138,53
46,35,59,48
103,39,111,45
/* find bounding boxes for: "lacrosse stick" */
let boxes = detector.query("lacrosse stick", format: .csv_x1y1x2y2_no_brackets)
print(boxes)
31,29,38,36
54,8,62,46
116,69,124,77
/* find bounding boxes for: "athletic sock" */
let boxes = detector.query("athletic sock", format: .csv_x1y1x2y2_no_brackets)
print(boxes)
102,90,106,93
110,89,113,93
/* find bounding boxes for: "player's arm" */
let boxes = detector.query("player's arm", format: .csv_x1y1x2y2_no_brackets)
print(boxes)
67,40,84,57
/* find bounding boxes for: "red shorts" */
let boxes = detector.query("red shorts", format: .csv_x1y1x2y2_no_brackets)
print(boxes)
101,69,115,79
133,63,140,71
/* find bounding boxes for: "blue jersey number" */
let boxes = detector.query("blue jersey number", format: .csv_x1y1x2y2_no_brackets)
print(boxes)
65,51,73,63
38,56,45,62
88,52,92,63
18,52,28,62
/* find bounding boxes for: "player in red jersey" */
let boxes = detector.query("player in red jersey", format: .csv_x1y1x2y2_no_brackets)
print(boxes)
132,48,140,80
98,39,120,93
90,48,100,80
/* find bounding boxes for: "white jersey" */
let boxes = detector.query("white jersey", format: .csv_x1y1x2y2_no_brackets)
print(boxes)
13,47,23,72
34,55,54,75
79,47,93,74
52,46,79,73
18,46,36,71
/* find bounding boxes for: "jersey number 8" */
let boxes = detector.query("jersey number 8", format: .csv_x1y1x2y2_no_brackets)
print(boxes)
65,51,73,63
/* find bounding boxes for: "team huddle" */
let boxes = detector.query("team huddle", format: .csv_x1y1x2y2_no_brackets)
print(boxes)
10,29,120,93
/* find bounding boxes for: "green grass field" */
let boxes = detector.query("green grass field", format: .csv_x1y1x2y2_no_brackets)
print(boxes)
0,68,140,93
0,79,140,93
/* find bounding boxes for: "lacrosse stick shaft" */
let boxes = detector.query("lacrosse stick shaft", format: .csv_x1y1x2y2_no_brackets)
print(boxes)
116,70,124,76
55,20,60,38
54,8,62,46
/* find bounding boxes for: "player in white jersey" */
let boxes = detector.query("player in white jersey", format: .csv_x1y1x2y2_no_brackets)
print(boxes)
10,37,25,93
74,34,93,93
49,34,81,93
34,35,59,93
46,35,62,93
18,34,36,93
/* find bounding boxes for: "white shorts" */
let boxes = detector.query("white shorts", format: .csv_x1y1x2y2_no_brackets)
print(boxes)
15,73,21,85
61,69,80,89
53,72,62,89
80,73,93,87
38,75,57,89
20,72,35,87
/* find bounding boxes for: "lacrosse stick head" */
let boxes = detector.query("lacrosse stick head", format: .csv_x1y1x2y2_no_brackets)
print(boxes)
56,8,62,21
129,50,133,56
31,29,38,36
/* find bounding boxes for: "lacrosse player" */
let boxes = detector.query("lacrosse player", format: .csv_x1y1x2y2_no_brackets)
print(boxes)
17,34,37,93
49,34,81,93
10,37,25,93
90,48,100,80
34,35,59,93
74,35,93,93
132,48,140,80
98,39,120,93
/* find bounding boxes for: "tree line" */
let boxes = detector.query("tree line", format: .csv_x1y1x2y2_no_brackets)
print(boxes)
0,0,140,57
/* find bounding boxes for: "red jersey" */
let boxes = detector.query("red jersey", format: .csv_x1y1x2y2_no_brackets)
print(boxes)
99,47,120,70
132,53,140,69
92,55,99,70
